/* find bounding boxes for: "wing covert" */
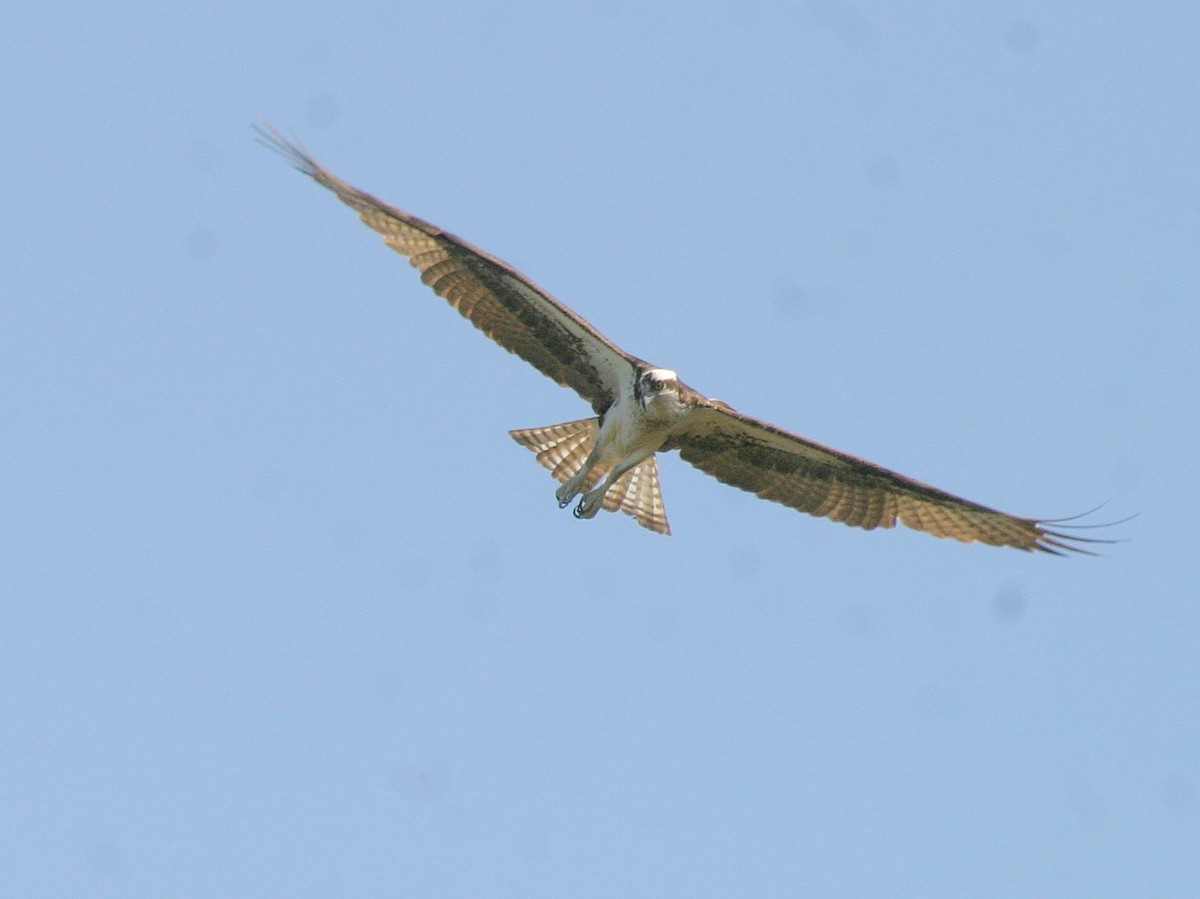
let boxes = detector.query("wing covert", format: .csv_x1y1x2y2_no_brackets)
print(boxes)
256,123,637,413
669,403,1109,555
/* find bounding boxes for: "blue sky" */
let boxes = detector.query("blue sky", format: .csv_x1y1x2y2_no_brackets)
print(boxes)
3,2,1197,896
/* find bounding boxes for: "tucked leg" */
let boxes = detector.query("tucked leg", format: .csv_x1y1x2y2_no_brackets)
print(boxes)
556,448,601,508
573,454,645,520
556,470,587,508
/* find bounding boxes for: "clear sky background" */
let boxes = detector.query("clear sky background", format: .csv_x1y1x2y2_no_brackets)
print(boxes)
3,2,1197,896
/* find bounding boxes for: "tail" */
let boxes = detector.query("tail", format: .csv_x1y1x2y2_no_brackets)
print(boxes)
509,419,671,536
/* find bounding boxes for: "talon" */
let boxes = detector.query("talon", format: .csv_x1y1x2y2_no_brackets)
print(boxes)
573,500,585,519
559,497,571,509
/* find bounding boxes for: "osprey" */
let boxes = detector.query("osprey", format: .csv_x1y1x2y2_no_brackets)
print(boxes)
257,125,1112,555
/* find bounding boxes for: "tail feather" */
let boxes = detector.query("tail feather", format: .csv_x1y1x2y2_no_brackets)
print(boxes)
509,418,603,490
602,456,671,535
509,419,671,535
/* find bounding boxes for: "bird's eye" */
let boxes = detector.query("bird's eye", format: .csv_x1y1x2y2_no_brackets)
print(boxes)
650,380,664,392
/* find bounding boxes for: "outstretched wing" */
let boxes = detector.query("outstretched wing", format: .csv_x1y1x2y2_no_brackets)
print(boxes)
256,123,640,414
669,403,1109,555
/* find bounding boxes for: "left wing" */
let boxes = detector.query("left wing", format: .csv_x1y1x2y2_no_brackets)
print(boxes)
255,123,642,414
668,402,1108,555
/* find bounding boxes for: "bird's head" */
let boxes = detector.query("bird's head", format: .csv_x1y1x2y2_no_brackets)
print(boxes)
636,368,684,416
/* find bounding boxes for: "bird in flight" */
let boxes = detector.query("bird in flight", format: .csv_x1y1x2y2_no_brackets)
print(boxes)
256,123,1114,555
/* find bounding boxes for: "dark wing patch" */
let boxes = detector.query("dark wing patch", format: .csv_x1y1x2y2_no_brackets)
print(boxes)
669,404,1114,555
255,123,637,414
